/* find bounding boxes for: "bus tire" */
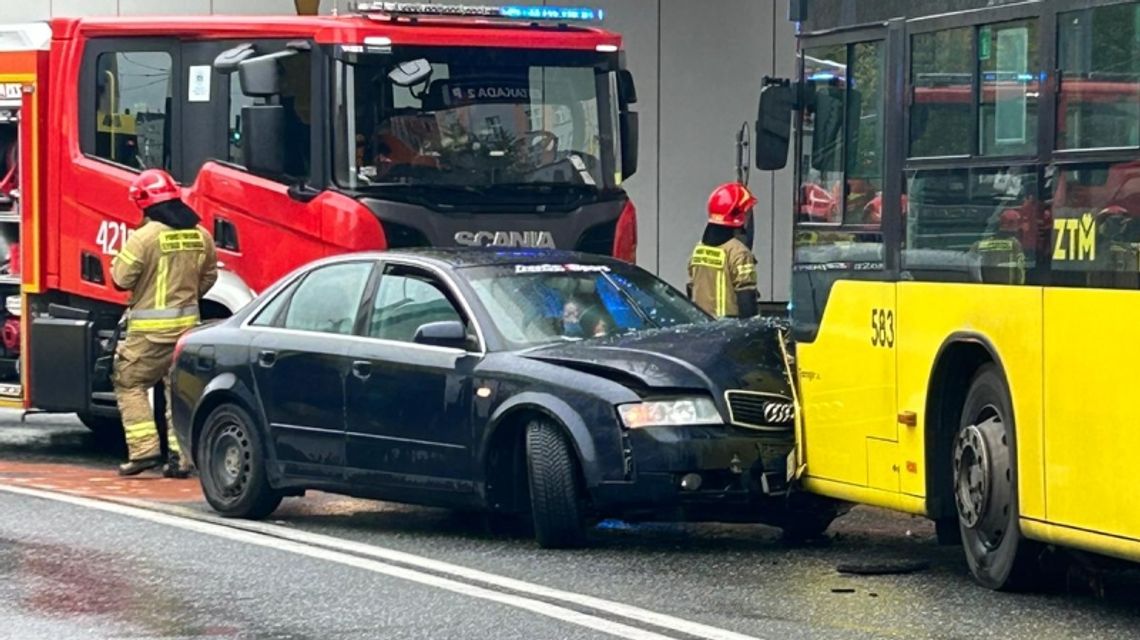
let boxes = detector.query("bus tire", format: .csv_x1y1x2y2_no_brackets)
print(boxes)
525,419,587,548
953,364,1039,590
198,403,282,520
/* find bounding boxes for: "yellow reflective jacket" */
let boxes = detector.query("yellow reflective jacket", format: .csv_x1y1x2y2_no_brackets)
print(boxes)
969,236,1026,285
687,237,758,318
111,220,218,341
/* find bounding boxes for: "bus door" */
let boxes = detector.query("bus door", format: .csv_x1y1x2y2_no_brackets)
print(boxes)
790,27,904,497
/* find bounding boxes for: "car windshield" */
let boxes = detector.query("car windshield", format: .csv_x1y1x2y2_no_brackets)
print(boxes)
463,262,710,349
333,46,623,207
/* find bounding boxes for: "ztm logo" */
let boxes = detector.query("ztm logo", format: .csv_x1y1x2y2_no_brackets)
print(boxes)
1053,213,1096,262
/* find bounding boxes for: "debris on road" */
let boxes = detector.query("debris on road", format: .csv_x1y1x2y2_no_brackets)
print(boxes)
836,559,931,576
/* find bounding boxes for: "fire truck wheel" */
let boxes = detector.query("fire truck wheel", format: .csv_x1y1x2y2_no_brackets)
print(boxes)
525,418,588,549
954,364,1040,591
198,403,282,519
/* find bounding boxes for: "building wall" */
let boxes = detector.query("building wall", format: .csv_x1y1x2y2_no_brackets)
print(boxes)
0,0,795,300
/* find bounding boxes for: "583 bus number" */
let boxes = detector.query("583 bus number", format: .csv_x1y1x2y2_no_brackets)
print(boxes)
871,308,895,348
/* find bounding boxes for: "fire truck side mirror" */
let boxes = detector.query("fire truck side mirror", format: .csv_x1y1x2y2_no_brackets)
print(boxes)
214,43,257,74
620,111,638,180
618,70,637,105
241,106,286,177
617,70,638,179
389,59,433,88
755,80,794,171
238,50,296,97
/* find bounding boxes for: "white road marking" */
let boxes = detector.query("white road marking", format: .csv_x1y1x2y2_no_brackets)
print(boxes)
152,503,764,640
0,484,763,640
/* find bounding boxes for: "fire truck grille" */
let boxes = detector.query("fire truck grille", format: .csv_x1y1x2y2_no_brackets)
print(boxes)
725,391,795,431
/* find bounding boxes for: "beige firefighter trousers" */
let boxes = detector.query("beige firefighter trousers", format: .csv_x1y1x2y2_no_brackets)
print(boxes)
111,333,184,462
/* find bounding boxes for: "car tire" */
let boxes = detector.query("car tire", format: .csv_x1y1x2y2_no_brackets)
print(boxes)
525,419,587,548
954,364,1039,590
198,403,282,520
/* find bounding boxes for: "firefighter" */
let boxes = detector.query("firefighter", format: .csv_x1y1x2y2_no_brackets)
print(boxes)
111,169,218,477
970,208,1027,285
688,182,760,319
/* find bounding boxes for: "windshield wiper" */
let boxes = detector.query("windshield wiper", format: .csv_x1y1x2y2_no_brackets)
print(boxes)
484,182,600,205
487,182,598,193
366,182,485,195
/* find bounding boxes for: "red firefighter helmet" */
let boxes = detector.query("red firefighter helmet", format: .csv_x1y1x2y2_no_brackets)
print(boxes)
998,208,1023,234
707,182,757,228
128,169,181,211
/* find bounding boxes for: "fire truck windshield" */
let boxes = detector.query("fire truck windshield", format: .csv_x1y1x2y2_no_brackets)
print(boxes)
333,47,623,206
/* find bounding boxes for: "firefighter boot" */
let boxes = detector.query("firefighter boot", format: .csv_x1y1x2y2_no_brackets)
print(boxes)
162,453,193,479
119,456,163,476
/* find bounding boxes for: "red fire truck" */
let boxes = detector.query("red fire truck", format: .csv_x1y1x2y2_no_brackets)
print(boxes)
0,3,639,436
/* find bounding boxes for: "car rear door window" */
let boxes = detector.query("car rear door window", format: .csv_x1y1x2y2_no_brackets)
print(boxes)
280,262,373,335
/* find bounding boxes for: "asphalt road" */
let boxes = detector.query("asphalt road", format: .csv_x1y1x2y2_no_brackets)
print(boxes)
3,412,1140,640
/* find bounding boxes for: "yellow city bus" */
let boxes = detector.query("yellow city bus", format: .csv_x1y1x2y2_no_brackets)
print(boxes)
755,0,1140,589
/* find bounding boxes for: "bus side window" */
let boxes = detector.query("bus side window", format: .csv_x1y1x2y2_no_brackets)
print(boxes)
909,27,972,158
1057,3,1140,151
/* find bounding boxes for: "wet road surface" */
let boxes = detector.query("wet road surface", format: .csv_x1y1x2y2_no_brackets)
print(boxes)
3,412,1140,639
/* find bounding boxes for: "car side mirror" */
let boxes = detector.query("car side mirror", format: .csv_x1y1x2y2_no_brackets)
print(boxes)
413,320,468,350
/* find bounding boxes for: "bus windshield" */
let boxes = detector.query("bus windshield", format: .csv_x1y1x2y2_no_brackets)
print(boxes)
333,47,623,204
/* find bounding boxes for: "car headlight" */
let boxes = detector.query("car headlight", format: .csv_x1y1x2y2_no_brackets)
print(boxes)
617,397,722,429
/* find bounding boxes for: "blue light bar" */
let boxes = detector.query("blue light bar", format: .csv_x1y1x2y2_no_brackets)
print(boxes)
499,6,604,21
356,2,604,22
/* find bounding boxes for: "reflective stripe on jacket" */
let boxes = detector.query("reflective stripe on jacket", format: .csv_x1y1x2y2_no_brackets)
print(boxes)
687,237,758,318
111,220,218,340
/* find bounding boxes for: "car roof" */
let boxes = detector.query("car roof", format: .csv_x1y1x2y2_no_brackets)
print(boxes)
320,248,631,271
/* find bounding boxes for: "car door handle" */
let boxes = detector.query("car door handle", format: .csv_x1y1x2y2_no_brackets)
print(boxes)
351,360,372,380
257,350,277,368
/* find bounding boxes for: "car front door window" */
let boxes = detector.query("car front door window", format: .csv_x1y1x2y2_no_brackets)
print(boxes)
369,269,465,344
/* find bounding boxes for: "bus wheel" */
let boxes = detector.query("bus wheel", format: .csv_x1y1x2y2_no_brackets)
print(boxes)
953,364,1038,590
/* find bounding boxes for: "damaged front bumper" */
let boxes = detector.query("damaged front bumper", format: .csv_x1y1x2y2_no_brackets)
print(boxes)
589,424,795,522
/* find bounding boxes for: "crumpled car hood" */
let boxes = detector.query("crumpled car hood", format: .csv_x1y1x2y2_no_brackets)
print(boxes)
522,317,792,395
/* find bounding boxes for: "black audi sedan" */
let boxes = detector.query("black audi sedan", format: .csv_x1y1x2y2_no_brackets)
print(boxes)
171,249,834,547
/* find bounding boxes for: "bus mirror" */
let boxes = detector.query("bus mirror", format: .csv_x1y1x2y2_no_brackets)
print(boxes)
238,50,296,97
755,82,793,170
618,69,638,105
389,59,433,88
241,105,286,177
620,111,639,179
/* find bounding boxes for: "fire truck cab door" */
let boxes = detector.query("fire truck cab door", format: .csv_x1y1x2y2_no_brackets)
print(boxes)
67,38,182,300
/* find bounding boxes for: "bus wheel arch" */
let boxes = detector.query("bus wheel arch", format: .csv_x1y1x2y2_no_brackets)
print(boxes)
926,337,1040,589
924,337,1002,540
